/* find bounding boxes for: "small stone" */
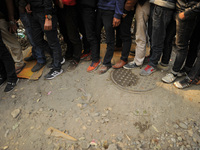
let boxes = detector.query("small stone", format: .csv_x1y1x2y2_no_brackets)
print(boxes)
117,137,123,142
77,103,82,108
96,129,101,133
3,146,9,150
11,109,21,118
82,126,87,130
30,126,34,130
102,113,107,117
188,129,193,137
186,145,191,149
101,120,105,124
173,124,179,129
179,122,188,129
177,137,182,142
193,137,197,143
105,118,109,123
86,122,91,126
93,113,100,117
11,95,16,99
107,144,118,150
79,137,86,141
39,108,43,112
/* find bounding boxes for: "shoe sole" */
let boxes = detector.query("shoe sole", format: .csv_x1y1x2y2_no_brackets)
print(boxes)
161,77,176,84
45,69,63,80
87,62,101,73
5,79,19,93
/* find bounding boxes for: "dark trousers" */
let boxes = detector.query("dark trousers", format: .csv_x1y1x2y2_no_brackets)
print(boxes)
81,6,99,62
96,9,115,66
0,30,17,82
119,10,135,62
148,4,174,67
30,11,62,70
172,15,197,73
116,27,122,47
59,6,82,62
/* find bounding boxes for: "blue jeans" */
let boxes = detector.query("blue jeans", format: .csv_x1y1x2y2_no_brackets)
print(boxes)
20,13,45,64
148,4,174,67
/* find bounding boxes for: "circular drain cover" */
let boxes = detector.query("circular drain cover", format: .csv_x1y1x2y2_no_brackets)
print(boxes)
111,68,162,92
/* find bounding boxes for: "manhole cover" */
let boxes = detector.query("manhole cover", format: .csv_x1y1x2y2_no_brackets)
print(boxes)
111,68,162,92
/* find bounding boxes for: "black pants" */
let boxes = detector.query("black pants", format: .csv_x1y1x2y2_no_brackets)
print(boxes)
119,10,135,62
81,6,99,62
96,9,115,66
30,11,62,70
0,30,17,82
59,5,82,62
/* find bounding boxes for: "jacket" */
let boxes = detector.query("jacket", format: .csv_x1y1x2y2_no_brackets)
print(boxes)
27,0,53,15
150,0,176,9
78,0,98,8
176,0,200,19
124,0,138,11
98,0,125,19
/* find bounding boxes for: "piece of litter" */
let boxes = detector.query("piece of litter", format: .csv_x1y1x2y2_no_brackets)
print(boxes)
90,139,97,146
36,98,41,102
47,91,52,95
45,127,77,141
152,125,159,132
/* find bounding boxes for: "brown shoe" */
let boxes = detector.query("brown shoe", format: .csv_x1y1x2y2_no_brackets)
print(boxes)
112,60,127,69
98,65,111,74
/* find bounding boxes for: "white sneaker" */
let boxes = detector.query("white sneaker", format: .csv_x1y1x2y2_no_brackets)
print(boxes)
44,69,63,80
162,73,177,83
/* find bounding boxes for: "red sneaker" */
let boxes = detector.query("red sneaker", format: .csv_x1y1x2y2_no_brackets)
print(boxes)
80,52,91,60
87,60,101,72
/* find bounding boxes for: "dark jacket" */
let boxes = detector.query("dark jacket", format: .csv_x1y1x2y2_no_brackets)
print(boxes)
27,0,54,15
176,0,200,19
78,0,98,8
98,0,125,19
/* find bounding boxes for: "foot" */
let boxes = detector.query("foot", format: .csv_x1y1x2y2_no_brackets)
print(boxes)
44,69,63,80
4,78,19,93
0,76,7,88
87,60,101,72
98,65,111,74
47,57,65,68
174,76,193,89
140,65,156,76
67,60,79,72
123,61,140,69
31,62,45,72
157,62,169,71
80,52,91,61
15,63,26,74
162,73,177,83
24,55,36,61
112,60,127,69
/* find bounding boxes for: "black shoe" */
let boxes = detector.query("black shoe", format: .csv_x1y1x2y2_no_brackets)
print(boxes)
31,62,45,72
174,76,193,89
24,55,36,61
0,76,7,88
44,69,63,80
47,58,66,68
67,60,79,72
4,78,19,93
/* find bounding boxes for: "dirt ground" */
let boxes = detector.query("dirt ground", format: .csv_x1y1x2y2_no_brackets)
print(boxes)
0,46,200,150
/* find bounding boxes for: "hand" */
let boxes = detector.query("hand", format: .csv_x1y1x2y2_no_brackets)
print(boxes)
122,13,127,18
9,21,17,33
44,18,52,31
25,4,32,14
113,17,121,27
58,0,64,8
179,12,185,20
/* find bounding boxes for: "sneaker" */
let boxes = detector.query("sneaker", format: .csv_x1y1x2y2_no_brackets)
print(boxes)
157,62,169,71
31,62,45,72
24,55,36,61
4,78,19,93
174,76,193,89
44,69,63,80
67,60,79,72
123,61,140,69
80,52,91,60
162,73,177,83
87,60,101,72
47,58,65,68
0,76,7,88
140,65,156,76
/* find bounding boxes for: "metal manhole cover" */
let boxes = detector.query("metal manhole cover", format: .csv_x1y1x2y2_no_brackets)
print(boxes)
111,68,162,92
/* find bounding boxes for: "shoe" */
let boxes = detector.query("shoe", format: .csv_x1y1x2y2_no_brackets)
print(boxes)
98,65,111,74
140,65,156,76
80,52,91,60
123,61,140,69
4,78,19,93
47,58,65,68
87,60,101,72
112,60,127,69
44,69,63,80
0,76,7,88
67,60,79,72
15,63,26,74
162,73,177,83
157,62,169,71
24,55,36,61
31,62,45,72
174,76,193,89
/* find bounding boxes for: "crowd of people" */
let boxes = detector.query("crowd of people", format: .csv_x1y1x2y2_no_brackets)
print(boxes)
0,0,200,93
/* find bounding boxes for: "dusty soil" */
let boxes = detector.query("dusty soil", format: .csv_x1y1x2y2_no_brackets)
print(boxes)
0,46,200,150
